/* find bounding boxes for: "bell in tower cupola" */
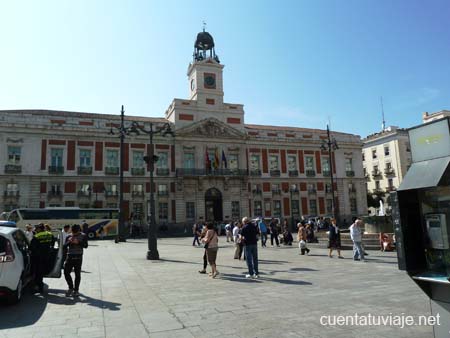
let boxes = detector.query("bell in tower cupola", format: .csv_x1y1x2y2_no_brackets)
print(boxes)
193,24,220,63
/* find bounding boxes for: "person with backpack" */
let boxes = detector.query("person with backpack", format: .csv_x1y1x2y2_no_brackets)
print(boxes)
64,224,88,297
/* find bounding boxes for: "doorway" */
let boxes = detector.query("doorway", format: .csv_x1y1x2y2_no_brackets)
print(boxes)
205,188,223,222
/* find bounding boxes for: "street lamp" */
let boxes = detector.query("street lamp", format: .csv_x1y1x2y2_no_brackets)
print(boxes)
132,121,174,260
108,105,139,243
320,124,339,221
289,184,298,231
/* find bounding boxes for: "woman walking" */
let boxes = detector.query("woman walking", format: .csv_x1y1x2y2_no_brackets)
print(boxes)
202,223,219,278
328,219,344,258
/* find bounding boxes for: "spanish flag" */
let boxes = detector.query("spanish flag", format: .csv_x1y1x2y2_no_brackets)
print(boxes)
214,148,220,169
205,148,211,169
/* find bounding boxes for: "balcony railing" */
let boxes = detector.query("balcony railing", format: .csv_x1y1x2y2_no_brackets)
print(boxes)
270,170,281,177
105,167,119,175
157,191,169,197
249,169,261,176
48,166,64,174
346,170,355,177
372,170,382,178
131,167,145,176
105,190,118,198
156,168,170,176
306,169,316,177
272,189,281,195
4,191,20,198
77,191,91,198
132,191,145,198
176,168,248,177
384,168,395,176
78,166,92,175
322,170,331,177
5,164,22,174
288,170,298,177
386,186,396,192
47,191,63,199
307,189,317,194
252,189,262,195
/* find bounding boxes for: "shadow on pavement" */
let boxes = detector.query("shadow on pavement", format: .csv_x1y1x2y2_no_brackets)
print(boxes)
290,267,318,272
219,273,313,286
259,259,290,264
47,289,121,310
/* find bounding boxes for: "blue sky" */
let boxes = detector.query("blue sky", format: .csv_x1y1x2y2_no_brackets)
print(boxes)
1,0,449,137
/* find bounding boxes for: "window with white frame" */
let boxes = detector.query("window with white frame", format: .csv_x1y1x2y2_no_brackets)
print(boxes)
186,202,195,221
133,151,144,168
254,201,262,217
322,157,330,172
305,156,314,170
6,183,18,193
273,200,281,217
326,199,333,213
8,146,21,164
269,155,279,170
184,153,195,168
158,184,168,195
231,201,240,219
287,155,297,170
133,184,143,192
158,202,168,221
157,152,168,169
228,154,238,169
309,199,317,215
51,148,63,167
384,146,390,156
106,149,119,167
345,158,353,171
79,149,91,167
250,154,260,170
350,198,357,214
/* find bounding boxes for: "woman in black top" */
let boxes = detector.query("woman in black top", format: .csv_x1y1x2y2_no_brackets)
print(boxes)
327,219,344,258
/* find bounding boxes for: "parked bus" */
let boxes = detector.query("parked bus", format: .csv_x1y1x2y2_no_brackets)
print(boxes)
7,208,119,239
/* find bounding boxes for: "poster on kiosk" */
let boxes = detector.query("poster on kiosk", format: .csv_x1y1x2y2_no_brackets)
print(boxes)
393,117,450,338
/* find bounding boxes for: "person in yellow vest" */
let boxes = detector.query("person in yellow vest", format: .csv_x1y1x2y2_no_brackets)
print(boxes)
30,223,54,293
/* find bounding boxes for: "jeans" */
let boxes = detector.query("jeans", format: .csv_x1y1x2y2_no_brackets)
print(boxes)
244,244,259,276
353,241,365,260
261,232,267,247
64,255,83,291
271,233,279,246
193,234,200,246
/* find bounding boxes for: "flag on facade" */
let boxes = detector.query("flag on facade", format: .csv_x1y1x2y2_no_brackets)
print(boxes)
221,150,227,168
205,148,211,169
214,148,220,169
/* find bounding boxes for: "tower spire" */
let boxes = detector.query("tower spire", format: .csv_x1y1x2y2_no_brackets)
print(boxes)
380,96,386,131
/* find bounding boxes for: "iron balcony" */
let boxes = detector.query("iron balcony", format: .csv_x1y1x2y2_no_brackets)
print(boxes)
176,168,248,177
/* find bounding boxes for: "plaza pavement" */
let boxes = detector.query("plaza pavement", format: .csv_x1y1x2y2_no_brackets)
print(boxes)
0,237,433,338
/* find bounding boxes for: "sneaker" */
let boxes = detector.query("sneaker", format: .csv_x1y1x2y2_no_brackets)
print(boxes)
338,256,344,259
245,274,252,278
65,289,73,297
252,274,259,279
73,290,80,297
198,270,207,274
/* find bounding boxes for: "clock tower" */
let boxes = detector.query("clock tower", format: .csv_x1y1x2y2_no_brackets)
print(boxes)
187,29,224,107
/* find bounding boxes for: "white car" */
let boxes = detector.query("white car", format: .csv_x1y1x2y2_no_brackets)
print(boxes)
0,226,63,304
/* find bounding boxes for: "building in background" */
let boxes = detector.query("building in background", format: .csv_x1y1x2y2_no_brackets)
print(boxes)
0,30,367,228
362,126,412,214
423,110,450,123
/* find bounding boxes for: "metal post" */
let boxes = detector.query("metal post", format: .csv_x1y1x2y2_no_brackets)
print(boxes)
118,106,126,242
327,125,338,221
147,123,159,260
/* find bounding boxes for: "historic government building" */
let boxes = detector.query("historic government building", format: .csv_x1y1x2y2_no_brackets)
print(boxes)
0,30,367,227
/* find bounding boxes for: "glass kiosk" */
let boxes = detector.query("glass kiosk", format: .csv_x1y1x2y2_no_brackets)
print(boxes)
393,117,450,337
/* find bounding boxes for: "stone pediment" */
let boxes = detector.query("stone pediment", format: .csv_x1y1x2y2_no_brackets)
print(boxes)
176,118,246,139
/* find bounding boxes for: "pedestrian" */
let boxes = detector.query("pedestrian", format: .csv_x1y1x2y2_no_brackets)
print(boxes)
328,218,344,258
297,222,310,255
25,223,34,242
64,224,88,297
29,223,53,293
282,225,293,245
258,218,268,247
241,217,259,279
225,222,232,242
269,218,280,247
201,222,219,278
233,222,243,259
192,221,201,246
350,219,365,262
198,226,209,274
61,224,71,264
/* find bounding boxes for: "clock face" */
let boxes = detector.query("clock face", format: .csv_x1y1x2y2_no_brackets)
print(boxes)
203,73,216,89
190,79,195,91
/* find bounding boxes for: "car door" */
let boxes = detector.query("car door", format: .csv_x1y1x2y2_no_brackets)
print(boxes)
45,230,64,278
12,230,31,278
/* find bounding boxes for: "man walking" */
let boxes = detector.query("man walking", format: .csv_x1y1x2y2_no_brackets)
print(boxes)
192,221,201,246
241,217,259,279
349,219,365,262
258,218,268,247
269,218,280,247
64,224,88,297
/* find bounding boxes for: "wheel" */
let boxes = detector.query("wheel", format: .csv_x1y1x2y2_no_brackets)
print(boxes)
9,277,23,305
87,231,96,240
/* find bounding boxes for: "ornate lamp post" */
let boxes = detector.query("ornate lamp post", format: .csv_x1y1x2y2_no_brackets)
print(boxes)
289,184,298,231
108,105,139,243
133,121,174,260
320,124,339,221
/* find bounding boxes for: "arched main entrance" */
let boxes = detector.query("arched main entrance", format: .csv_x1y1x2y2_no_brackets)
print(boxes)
205,188,223,222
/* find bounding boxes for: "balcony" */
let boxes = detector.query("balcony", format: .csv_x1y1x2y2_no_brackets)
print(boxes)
384,168,396,176
156,168,170,176
373,188,383,194
105,190,118,198
77,191,91,198
3,191,20,198
322,170,331,177
249,169,261,176
48,166,64,174
306,169,316,177
386,186,396,192
77,166,92,175
365,173,370,180
5,164,22,174
252,189,262,195
176,168,248,177
132,191,145,198
270,170,280,177
372,170,382,178
131,167,145,176
346,170,355,177
288,170,298,177
105,167,119,175
307,189,317,194
157,191,169,197
47,191,63,199
272,189,281,195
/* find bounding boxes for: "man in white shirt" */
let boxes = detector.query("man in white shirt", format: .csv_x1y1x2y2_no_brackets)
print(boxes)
225,222,232,242
349,219,365,262
25,224,34,242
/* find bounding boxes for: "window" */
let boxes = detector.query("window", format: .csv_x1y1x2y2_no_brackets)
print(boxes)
254,201,262,217
133,151,144,168
269,155,279,170
309,199,317,215
51,148,63,167
186,202,195,221
322,157,330,172
157,152,168,169
373,165,379,173
388,178,394,188
158,184,168,195
231,201,240,219
50,184,61,194
273,200,281,217
132,203,144,220
350,198,357,214
291,200,300,218
362,151,365,162
272,184,280,193
348,183,355,192
345,158,353,171
106,203,117,208
133,184,143,192
386,162,392,170
228,154,238,169
363,167,367,176
80,184,90,194
106,149,119,167
305,156,314,170
184,153,195,168
6,183,18,193
307,183,316,192
384,146,390,156
250,154,260,170
372,149,377,159
106,184,117,193
287,155,297,170
325,183,332,193
406,143,411,152
79,149,91,167
375,181,380,189
158,202,168,221
8,146,21,164
326,199,333,213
